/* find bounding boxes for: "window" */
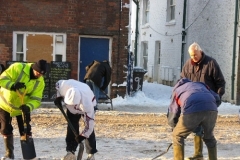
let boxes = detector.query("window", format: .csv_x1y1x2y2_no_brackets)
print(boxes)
16,34,24,61
142,42,148,70
155,41,161,65
55,55,62,61
167,0,175,22
142,0,150,24
13,32,66,62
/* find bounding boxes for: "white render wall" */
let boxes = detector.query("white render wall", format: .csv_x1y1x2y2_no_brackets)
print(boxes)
130,0,238,103
136,0,184,84
185,0,236,102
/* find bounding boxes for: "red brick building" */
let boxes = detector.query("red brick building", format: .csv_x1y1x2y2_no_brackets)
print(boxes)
0,0,130,100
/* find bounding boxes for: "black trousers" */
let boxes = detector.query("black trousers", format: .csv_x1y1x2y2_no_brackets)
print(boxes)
0,108,32,136
66,109,97,154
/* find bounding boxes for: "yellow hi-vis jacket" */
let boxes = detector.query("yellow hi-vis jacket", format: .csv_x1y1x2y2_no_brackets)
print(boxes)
0,62,45,117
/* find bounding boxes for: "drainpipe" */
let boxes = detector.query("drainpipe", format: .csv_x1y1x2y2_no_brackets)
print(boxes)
231,0,239,100
115,0,123,96
133,0,139,66
181,0,187,70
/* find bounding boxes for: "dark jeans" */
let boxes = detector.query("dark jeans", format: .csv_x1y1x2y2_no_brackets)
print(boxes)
172,111,217,148
85,79,100,103
0,108,32,136
66,109,97,154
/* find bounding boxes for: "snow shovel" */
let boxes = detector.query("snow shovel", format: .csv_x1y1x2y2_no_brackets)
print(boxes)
56,103,84,160
152,143,172,160
17,90,36,159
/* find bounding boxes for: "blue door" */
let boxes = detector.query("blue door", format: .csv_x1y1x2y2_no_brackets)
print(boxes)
79,37,110,98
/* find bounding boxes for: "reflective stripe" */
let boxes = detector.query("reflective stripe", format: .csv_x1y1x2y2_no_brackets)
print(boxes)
29,80,40,95
6,81,12,89
16,63,26,82
29,96,42,101
0,76,10,80
0,94,20,110
28,80,42,100
28,103,34,110
27,81,42,109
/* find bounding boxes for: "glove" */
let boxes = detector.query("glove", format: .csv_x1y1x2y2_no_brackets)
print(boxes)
20,104,30,114
75,135,86,143
54,97,63,106
10,82,26,91
216,94,222,107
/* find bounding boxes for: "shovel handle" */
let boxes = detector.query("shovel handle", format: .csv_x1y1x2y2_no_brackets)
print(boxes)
16,89,27,105
152,143,172,160
56,103,84,160
56,103,78,137
16,89,28,139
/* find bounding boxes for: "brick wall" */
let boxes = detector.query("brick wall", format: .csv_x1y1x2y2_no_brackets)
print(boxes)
0,0,130,98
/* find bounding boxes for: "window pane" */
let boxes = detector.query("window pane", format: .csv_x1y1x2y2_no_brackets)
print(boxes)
16,53,23,61
171,6,175,20
143,57,148,70
17,34,23,52
55,55,62,61
143,43,148,56
158,42,161,64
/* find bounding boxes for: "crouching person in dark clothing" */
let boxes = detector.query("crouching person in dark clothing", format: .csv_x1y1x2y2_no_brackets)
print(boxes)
167,78,221,160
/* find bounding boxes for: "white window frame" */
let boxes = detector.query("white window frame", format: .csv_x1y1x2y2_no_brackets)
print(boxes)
142,42,148,70
142,0,150,24
13,32,67,62
155,41,161,65
13,32,26,61
166,0,175,22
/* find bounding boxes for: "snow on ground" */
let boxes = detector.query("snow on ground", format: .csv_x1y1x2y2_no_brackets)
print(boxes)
0,81,240,160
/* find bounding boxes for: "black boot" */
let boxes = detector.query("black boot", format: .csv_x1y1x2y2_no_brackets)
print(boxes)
2,135,14,159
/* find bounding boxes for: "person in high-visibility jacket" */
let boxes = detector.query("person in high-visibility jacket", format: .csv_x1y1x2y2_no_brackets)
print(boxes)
0,59,47,159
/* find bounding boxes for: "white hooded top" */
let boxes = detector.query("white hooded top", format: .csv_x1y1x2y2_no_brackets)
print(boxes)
55,79,96,138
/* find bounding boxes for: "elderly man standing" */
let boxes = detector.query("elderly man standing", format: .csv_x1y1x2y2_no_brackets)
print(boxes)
167,78,220,160
181,42,225,160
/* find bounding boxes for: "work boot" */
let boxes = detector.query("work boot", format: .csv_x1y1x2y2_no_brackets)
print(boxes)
207,146,217,160
173,144,184,160
86,154,95,160
61,151,76,160
187,135,203,160
2,135,14,160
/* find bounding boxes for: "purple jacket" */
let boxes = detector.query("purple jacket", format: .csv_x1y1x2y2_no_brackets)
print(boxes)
167,78,220,128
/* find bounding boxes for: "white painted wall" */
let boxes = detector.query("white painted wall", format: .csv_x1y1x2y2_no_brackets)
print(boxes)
130,0,238,103
130,1,136,53
185,0,236,102
134,0,183,84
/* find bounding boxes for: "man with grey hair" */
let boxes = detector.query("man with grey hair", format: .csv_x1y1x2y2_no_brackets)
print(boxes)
180,42,225,160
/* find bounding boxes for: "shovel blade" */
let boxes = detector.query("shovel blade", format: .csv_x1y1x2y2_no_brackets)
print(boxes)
20,138,36,159
77,142,84,160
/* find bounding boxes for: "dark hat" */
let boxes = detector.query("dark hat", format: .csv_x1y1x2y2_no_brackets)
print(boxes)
32,59,47,74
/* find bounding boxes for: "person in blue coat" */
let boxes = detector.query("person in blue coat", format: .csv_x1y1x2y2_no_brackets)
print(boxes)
167,78,220,160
